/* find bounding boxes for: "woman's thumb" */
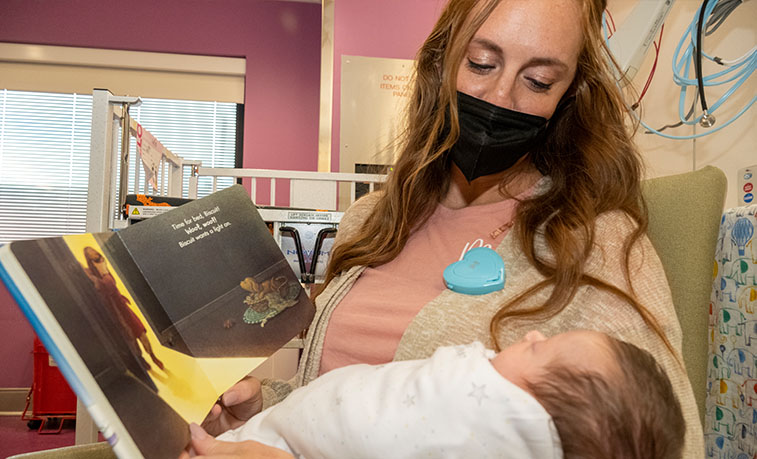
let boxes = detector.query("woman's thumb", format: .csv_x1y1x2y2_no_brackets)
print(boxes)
189,423,216,455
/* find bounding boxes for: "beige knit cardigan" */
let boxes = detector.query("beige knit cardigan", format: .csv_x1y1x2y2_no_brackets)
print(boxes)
262,192,704,458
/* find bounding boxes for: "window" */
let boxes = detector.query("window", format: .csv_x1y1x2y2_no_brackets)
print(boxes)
0,89,240,243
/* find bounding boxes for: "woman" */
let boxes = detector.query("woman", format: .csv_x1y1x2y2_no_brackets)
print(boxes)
194,0,703,456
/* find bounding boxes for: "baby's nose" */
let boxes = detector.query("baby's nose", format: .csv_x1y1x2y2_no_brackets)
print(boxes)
524,330,547,342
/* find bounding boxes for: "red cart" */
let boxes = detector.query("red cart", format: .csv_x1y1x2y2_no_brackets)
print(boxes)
21,337,77,434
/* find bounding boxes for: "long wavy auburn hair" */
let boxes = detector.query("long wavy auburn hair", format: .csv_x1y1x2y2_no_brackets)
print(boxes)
321,0,675,355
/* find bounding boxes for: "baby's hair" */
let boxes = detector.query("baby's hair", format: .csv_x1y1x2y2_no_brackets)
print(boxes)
525,336,685,459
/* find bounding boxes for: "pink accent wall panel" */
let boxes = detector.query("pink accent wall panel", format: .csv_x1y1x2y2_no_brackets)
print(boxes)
330,0,445,170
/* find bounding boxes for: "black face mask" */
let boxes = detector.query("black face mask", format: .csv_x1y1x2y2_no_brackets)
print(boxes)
447,91,549,182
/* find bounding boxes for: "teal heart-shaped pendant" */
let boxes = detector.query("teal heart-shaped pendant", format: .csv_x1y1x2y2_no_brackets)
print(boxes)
443,247,505,295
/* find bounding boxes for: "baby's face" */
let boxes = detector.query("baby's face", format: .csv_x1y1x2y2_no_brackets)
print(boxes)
490,330,613,391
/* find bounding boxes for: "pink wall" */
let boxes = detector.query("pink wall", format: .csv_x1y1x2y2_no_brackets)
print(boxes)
0,0,321,387
0,282,33,387
330,0,445,170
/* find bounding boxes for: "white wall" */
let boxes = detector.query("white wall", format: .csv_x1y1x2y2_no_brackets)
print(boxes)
608,0,756,209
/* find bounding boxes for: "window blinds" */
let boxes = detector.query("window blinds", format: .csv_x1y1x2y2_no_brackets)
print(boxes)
0,89,239,244
0,90,92,242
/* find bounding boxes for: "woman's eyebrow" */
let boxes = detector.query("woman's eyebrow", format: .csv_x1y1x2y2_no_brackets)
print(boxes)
524,57,569,73
469,38,569,74
469,38,503,55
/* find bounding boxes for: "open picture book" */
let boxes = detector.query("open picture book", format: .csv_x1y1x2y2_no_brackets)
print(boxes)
0,185,315,459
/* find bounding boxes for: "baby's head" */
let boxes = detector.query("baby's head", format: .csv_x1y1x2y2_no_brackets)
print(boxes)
491,330,685,459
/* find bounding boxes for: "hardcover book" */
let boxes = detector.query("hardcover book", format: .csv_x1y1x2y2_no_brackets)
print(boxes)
0,185,315,459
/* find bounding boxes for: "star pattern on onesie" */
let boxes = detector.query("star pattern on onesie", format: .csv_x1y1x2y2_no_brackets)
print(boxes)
468,382,488,406
402,394,416,407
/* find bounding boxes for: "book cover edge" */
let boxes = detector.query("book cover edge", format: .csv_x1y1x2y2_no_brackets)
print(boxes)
0,244,145,459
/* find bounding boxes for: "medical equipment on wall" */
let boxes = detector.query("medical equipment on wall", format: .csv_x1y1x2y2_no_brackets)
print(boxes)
738,165,756,206
606,0,675,84
605,0,755,140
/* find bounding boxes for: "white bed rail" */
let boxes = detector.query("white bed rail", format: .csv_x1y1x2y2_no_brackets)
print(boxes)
125,118,203,199
88,89,201,231
191,167,388,210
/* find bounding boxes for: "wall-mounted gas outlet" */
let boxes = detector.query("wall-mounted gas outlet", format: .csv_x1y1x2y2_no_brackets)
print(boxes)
737,165,756,206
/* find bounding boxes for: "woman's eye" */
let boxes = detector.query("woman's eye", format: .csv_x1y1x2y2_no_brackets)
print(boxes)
526,77,553,92
466,59,494,74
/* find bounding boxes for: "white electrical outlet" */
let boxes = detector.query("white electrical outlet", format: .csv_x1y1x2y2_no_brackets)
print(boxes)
737,165,756,206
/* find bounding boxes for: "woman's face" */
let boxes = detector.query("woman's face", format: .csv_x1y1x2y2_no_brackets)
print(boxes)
84,247,104,264
456,0,584,119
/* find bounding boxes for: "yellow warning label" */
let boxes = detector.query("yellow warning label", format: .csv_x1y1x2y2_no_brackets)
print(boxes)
131,208,141,215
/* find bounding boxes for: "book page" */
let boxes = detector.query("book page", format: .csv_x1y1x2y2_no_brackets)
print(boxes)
65,234,263,423
110,186,313,362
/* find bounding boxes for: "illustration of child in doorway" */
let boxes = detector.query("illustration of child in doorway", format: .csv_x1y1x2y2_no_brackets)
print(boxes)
82,246,165,372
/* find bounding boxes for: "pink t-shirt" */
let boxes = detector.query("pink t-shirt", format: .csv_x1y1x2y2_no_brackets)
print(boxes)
318,196,523,375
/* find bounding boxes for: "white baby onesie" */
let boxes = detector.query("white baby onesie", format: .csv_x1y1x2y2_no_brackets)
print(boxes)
218,342,562,459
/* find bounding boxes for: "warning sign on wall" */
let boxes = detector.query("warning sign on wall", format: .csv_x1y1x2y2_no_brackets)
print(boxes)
339,55,414,176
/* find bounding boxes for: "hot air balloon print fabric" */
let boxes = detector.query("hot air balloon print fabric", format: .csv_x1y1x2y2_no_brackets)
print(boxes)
707,205,757,458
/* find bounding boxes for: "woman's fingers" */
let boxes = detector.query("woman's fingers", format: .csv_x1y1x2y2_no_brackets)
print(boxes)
189,423,293,458
221,377,263,421
200,377,263,436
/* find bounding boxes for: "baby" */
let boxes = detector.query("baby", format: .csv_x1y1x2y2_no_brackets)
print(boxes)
217,330,685,459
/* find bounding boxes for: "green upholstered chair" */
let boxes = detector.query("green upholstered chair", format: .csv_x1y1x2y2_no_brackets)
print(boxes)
642,165,727,423
7,442,115,459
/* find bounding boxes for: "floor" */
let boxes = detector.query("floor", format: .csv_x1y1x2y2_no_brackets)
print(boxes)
0,414,76,458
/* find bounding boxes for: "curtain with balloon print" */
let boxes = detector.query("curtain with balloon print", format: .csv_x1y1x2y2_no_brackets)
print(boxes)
707,204,757,458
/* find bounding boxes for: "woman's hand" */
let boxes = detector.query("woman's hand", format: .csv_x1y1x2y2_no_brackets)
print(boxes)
179,423,293,459
201,376,264,436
